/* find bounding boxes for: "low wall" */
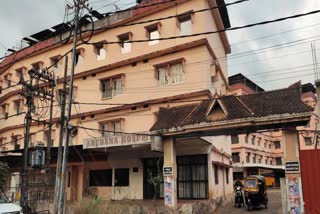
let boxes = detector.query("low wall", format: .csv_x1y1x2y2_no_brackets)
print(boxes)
65,193,234,214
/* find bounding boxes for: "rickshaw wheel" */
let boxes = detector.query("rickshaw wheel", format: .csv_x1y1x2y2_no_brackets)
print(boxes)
265,200,268,209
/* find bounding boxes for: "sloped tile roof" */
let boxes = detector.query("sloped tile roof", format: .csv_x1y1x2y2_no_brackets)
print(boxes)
150,87,313,131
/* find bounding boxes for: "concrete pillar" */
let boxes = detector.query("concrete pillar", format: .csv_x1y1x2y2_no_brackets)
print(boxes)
207,151,214,199
163,137,177,208
282,129,304,213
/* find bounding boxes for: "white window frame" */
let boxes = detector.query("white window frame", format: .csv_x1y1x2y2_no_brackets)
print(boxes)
101,120,121,136
156,61,184,86
101,75,125,99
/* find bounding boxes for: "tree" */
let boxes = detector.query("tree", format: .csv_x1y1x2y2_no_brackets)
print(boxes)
0,161,8,190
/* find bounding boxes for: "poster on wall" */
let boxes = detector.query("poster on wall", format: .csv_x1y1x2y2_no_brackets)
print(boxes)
287,175,303,214
164,177,173,207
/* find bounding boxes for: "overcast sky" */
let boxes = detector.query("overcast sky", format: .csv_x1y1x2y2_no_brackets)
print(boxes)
0,0,319,91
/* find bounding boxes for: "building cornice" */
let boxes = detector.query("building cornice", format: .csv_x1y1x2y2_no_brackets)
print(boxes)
0,89,212,133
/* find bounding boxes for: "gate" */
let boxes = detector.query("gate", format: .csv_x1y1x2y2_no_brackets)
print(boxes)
300,150,320,214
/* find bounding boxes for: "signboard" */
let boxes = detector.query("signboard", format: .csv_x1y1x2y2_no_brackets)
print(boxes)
163,166,173,176
285,161,300,173
83,134,150,149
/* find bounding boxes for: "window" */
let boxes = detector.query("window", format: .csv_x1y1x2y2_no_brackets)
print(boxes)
258,157,261,164
75,49,84,66
270,160,273,165
155,61,184,85
245,135,249,144
114,168,129,186
89,169,112,186
231,135,239,144
251,136,255,145
232,153,240,163
0,103,9,119
145,23,161,46
269,143,272,149
15,67,26,80
100,75,124,99
118,32,132,54
214,164,219,184
101,120,121,136
274,141,281,149
177,11,193,36
265,159,268,165
4,74,12,87
13,100,21,114
257,138,261,146
264,141,267,148
32,61,44,70
50,56,62,71
304,137,312,146
177,155,208,199
94,43,106,61
225,168,229,184
113,78,122,96
275,157,282,165
252,155,256,164
11,136,19,150
246,154,250,163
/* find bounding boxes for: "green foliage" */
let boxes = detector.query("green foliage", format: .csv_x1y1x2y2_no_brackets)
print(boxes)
147,158,163,201
0,162,8,189
75,197,107,214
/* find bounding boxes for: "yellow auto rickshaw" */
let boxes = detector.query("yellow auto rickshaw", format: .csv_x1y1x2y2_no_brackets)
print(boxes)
244,175,268,211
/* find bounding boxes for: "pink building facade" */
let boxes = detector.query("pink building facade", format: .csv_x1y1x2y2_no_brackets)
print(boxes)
0,0,235,211
229,74,318,186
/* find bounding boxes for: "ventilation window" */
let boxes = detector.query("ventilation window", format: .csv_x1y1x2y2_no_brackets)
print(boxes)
118,32,132,54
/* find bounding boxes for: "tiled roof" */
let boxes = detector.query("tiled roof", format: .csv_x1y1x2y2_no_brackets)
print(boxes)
150,87,314,131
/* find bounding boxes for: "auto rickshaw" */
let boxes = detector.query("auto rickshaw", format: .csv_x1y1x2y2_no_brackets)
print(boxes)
244,175,268,211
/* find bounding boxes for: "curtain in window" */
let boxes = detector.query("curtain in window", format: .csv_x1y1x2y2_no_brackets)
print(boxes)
102,81,112,98
113,121,121,135
102,124,111,136
113,79,122,96
171,64,183,83
158,68,168,85
177,155,208,199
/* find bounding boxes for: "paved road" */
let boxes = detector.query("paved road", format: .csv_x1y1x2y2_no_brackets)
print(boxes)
215,189,282,214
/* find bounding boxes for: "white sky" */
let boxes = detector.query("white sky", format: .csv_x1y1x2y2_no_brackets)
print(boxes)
0,0,320,90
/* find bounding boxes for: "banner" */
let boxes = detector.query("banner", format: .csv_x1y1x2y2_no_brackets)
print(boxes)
287,175,302,214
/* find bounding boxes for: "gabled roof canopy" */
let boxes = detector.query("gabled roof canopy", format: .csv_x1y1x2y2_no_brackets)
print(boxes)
151,87,313,136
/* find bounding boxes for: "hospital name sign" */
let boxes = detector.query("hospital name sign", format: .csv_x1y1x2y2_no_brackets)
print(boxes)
83,134,151,149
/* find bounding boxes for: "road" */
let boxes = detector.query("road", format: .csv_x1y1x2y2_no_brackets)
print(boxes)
215,189,282,214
